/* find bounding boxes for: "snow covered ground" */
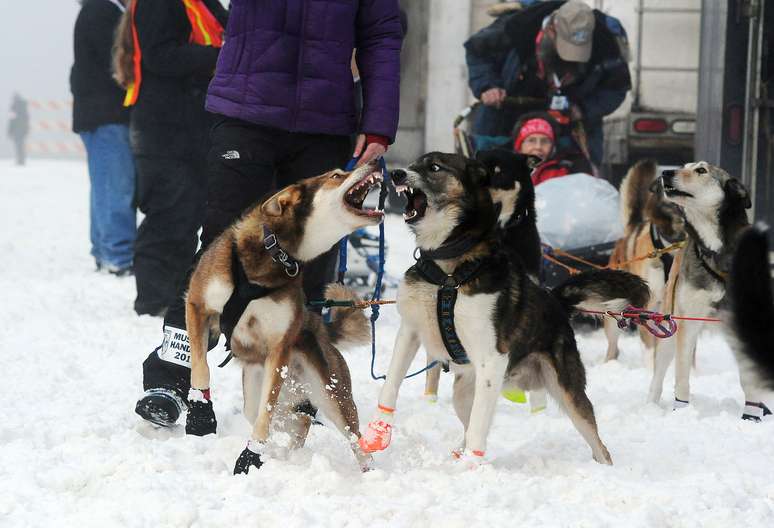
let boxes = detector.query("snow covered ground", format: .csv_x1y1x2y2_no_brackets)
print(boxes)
1,159,773,527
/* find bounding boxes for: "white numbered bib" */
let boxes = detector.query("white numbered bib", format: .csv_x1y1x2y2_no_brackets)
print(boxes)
157,327,192,368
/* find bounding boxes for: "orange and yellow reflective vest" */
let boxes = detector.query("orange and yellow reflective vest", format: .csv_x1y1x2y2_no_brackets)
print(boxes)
123,0,224,107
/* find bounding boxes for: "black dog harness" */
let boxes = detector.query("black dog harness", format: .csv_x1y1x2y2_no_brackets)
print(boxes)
650,223,676,283
411,256,488,365
694,243,728,284
219,225,302,359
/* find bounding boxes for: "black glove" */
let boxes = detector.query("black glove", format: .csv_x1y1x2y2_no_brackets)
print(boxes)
186,399,217,436
233,447,263,475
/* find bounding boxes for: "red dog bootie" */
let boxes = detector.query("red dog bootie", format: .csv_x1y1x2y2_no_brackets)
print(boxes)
358,405,395,453
358,419,392,453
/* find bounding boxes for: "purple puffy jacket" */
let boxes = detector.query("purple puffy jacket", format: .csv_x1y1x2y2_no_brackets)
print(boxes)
205,0,403,141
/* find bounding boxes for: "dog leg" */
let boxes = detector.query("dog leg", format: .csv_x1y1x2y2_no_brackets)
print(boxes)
251,346,291,443
310,370,372,470
673,321,702,405
648,335,675,404
732,340,770,421
185,305,217,436
529,389,547,413
359,323,421,453
463,354,509,459
273,408,313,451
187,306,212,392
541,358,612,465
424,357,441,402
603,317,621,362
242,362,263,424
451,370,475,453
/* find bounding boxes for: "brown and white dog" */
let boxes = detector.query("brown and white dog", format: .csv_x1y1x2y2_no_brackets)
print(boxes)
184,162,385,473
604,160,685,362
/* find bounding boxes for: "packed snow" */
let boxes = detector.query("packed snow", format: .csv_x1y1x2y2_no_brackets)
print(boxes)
1,159,773,527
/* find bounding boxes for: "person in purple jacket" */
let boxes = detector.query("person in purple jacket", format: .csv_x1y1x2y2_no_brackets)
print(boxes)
135,0,404,429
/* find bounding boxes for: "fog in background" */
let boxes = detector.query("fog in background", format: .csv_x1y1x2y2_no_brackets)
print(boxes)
0,0,228,159
0,1,80,158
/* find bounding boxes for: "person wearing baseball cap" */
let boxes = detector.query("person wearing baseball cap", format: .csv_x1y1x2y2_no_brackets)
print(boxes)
465,0,631,168
553,1,595,62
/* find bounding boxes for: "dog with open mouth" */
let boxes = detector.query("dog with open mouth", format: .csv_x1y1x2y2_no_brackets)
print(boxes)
647,161,771,420
183,161,385,474
421,150,547,410
359,152,649,465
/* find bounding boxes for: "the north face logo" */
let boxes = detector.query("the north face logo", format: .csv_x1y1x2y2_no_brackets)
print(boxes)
222,150,240,160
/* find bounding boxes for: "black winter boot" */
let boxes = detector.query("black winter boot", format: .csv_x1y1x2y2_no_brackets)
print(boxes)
135,388,187,427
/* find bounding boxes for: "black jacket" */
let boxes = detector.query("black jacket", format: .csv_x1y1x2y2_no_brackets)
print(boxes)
465,0,631,137
129,0,228,158
70,0,130,133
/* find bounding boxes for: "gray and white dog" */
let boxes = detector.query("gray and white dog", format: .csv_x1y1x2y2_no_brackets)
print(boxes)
648,161,770,420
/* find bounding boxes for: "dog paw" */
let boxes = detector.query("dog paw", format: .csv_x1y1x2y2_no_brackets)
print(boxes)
357,420,392,453
672,398,689,411
185,398,217,436
742,401,771,422
452,449,486,470
233,445,263,475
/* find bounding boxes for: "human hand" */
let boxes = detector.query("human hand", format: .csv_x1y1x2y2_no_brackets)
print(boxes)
481,87,507,107
353,134,387,167
570,103,584,121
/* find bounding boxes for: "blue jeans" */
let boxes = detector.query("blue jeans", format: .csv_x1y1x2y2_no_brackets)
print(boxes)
80,124,137,269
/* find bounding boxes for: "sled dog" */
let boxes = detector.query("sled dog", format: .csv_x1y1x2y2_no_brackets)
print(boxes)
423,150,545,409
359,152,649,464
184,161,384,473
727,226,774,402
604,159,685,362
647,161,770,420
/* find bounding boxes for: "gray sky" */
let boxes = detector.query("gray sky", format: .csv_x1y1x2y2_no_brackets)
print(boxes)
0,0,228,159
0,1,81,157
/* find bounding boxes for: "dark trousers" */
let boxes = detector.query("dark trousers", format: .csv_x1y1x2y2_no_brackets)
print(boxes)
143,116,351,397
132,154,207,315
13,138,26,166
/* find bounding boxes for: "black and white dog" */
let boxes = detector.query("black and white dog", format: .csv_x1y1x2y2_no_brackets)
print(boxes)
358,152,649,464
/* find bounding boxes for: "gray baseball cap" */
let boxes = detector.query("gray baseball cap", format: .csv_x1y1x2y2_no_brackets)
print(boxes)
553,1,595,62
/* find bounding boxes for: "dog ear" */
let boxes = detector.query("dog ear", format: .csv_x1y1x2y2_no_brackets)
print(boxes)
725,178,752,209
467,159,491,187
262,189,294,217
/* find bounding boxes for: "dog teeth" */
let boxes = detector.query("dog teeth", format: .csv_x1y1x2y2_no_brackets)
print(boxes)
403,210,418,220
395,184,407,193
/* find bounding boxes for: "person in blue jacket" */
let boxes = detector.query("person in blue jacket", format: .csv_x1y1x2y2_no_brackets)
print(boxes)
465,0,631,167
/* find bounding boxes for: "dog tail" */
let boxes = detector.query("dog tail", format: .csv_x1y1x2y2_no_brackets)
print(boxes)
619,159,658,236
323,283,371,349
552,269,650,316
728,226,774,389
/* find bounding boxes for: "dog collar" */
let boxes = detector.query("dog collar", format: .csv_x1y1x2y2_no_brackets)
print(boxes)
418,233,487,261
411,257,488,365
263,225,301,278
650,223,675,283
694,242,727,283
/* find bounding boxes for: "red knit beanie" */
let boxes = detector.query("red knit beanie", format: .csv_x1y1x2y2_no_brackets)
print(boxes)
514,118,555,152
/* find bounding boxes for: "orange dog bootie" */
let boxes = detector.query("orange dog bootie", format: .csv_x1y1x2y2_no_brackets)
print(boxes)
358,419,393,453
